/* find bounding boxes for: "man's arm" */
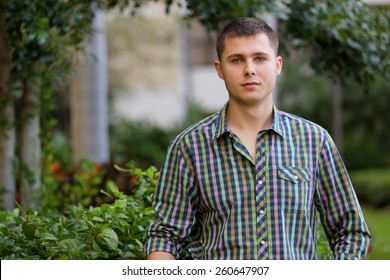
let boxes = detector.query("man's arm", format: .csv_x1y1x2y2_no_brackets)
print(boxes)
316,132,371,259
144,142,198,260
147,252,176,260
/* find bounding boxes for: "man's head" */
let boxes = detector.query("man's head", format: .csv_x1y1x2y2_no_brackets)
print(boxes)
214,17,282,108
216,17,279,60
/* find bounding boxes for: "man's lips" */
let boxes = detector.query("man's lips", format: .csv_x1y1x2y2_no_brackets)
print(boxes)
241,81,260,87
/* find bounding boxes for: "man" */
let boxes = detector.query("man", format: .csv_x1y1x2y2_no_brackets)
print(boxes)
145,17,371,260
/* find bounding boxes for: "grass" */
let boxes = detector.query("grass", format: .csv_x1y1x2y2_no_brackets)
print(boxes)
362,206,390,260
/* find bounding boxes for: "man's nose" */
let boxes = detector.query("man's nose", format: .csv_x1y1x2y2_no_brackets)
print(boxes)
244,62,256,76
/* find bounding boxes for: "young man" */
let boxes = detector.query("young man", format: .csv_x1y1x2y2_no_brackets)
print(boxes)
145,17,371,260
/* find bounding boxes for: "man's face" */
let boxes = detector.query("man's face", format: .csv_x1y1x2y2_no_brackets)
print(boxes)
214,33,282,107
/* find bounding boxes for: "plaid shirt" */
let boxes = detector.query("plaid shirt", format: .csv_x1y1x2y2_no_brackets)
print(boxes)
145,103,371,260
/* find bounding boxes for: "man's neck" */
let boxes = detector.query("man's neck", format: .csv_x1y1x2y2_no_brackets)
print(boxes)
226,100,274,161
226,101,274,134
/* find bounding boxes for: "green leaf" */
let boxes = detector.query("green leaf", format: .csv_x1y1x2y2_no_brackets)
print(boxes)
135,239,144,250
58,239,83,250
54,254,70,260
22,222,36,240
137,225,145,232
99,228,119,251
0,212,7,222
92,240,101,252
114,199,127,209
0,224,9,235
114,164,129,173
92,216,104,222
124,251,136,258
42,232,58,241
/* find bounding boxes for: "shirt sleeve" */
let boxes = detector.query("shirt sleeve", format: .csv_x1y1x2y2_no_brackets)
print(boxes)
315,132,372,260
144,141,199,259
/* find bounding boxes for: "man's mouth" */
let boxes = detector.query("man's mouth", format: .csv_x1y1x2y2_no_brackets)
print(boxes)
242,81,260,87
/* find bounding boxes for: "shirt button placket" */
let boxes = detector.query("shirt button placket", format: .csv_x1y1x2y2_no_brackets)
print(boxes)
256,177,267,258
255,133,268,259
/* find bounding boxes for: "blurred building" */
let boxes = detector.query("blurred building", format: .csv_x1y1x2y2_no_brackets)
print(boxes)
107,3,227,129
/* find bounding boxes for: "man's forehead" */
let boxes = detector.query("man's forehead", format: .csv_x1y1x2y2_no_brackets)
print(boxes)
222,34,274,56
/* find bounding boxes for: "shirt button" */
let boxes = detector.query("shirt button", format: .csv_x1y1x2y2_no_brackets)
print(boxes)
258,180,263,185
261,240,266,245
294,175,298,179
259,209,265,215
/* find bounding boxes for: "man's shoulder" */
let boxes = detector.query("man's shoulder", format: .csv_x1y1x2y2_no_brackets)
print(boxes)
278,109,328,137
171,112,220,145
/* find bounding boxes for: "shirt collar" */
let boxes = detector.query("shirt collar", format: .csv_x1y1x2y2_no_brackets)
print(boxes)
212,102,285,141
271,106,286,138
212,102,230,141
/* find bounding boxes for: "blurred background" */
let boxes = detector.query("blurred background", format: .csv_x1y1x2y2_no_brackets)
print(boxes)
0,0,389,259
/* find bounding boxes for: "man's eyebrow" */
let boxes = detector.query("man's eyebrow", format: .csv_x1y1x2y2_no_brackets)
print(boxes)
226,52,270,59
253,52,270,57
226,53,244,59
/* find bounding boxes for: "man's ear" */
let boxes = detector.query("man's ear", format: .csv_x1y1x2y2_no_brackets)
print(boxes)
214,60,224,80
276,56,283,76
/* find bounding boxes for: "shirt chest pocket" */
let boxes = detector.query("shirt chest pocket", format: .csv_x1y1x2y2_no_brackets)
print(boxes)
277,166,312,212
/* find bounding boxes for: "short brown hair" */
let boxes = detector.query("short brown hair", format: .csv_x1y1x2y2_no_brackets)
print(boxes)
216,17,279,60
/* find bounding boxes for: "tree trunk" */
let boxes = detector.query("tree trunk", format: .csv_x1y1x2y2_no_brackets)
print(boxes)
0,8,16,210
19,67,41,210
70,9,109,164
179,20,193,122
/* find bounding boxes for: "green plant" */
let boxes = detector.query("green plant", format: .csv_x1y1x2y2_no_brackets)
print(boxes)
0,161,158,260
110,122,178,169
39,158,106,210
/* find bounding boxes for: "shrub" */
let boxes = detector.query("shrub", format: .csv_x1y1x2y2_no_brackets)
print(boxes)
110,122,178,169
350,168,390,208
0,163,157,260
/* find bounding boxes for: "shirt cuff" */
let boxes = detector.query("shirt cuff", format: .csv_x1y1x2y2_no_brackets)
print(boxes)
144,236,182,259
333,253,361,260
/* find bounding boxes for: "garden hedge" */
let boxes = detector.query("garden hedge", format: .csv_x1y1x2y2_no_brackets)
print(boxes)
350,168,390,208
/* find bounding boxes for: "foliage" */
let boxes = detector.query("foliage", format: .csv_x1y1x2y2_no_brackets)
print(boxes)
1,0,98,209
282,0,389,94
110,122,179,169
342,77,390,170
173,0,276,29
40,158,106,210
350,168,390,209
0,161,158,260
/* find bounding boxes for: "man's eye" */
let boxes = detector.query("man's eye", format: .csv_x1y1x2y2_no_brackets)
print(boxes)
232,58,242,64
255,57,265,62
